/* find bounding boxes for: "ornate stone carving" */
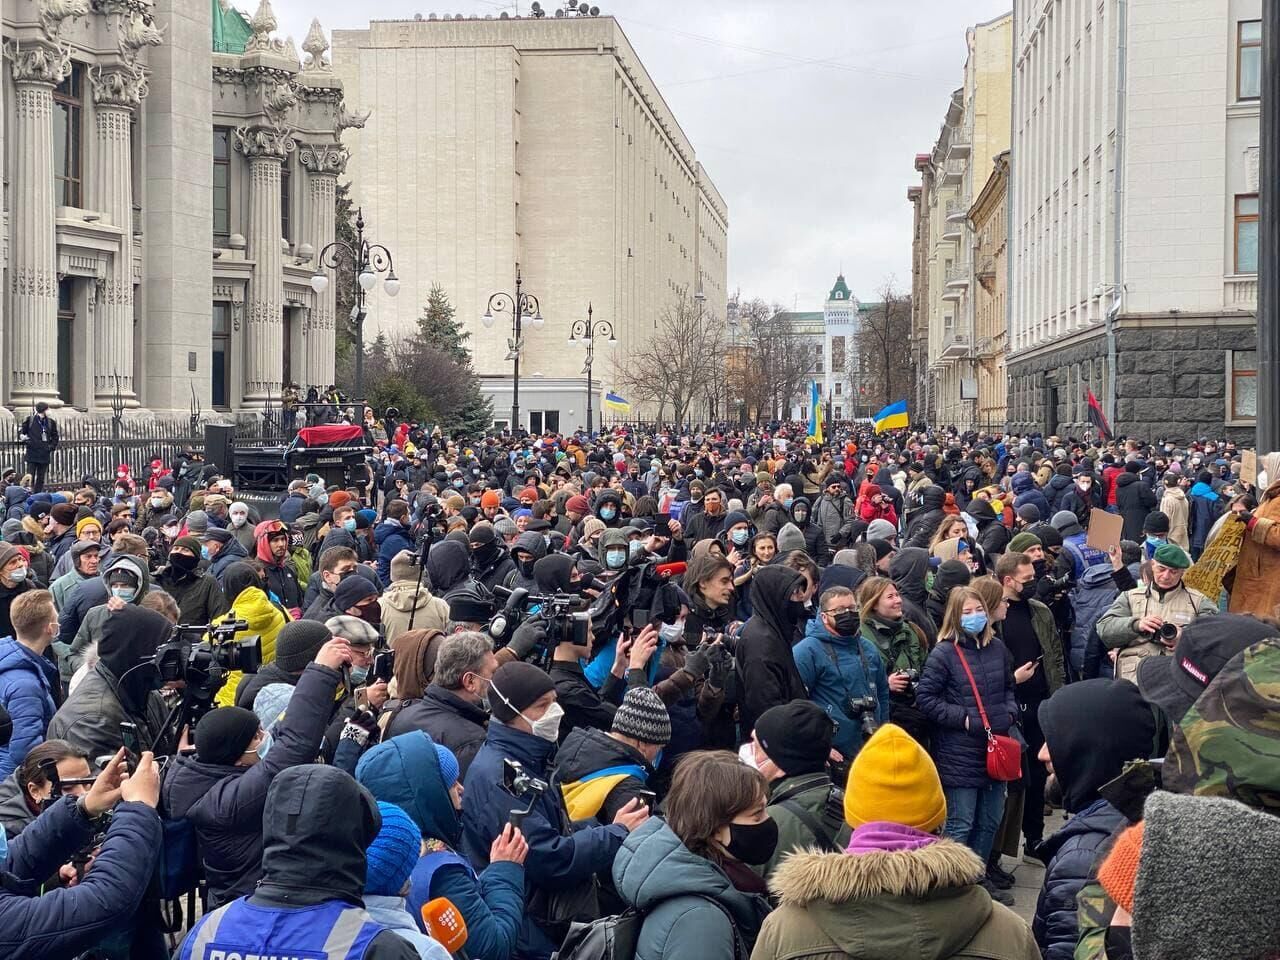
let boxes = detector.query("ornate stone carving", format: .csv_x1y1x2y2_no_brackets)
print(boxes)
90,63,148,107
244,0,291,58
234,124,296,161
335,101,371,137
231,301,242,332
1245,145,1260,194
117,11,164,60
296,84,343,104
38,0,90,39
10,266,58,299
302,19,330,72
297,143,349,175
262,80,297,125
5,39,72,85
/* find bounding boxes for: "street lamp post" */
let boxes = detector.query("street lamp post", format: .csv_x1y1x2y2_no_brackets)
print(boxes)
482,264,543,432
567,303,616,433
310,207,400,415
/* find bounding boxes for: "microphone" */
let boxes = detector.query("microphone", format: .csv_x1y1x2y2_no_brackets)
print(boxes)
654,561,687,579
421,897,470,959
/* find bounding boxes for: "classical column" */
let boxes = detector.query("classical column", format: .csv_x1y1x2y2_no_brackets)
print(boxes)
298,142,346,390
235,125,292,406
89,65,145,406
5,41,68,407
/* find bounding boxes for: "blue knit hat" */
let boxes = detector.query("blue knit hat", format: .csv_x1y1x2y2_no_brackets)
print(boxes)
434,744,460,789
365,802,422,897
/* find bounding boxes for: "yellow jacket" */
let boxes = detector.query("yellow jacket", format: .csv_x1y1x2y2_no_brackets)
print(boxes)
212,585,291,707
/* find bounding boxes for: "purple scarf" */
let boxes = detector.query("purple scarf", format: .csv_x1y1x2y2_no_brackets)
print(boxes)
845,822,939,855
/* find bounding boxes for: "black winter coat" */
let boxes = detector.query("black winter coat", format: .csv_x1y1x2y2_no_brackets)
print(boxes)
555,725,654,824
735,565,808,737
19,414,58,465
154,567,228,624
161,662,341,908
383,683,490,778
915,635,1018,789
1114,473,1157,543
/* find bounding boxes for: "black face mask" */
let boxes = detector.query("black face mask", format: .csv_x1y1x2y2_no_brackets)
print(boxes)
787,599,809,624
168,552,199,575
725,818,779,865
1032,559,1048,578
518,558,536,577
832,610,859,636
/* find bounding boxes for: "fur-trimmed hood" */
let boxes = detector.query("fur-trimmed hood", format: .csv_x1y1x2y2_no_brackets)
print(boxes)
755,839,1037,960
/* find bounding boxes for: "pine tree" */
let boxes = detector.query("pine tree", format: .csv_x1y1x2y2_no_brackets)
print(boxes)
415,283,471,365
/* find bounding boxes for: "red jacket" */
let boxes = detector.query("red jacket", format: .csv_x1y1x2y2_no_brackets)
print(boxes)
855,482,898,525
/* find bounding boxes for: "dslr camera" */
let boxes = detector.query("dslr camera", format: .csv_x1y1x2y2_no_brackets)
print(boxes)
845,694,880,740
1147,621,1179,644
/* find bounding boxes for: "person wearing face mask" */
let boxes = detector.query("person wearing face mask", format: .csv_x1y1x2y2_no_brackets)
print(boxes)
682,488,729,545
469,523,516,592
320,502,361,555
356,732,527,960
63,553,151,680
200,526,248,589
154,535,228,625
0,591,60,778
226,501,256,553
593,489,625,529
596,527,631,577
793,586,890,762
463,661,649,960
209,561,291,708
752,723,1038,960
1059,467,1101,530
752,482,793,536
915,587,1019,904
132,485,175,536
161,636,352,908
735,565,812,738
719,511,753,562
613,750,774,960
788,496,831,565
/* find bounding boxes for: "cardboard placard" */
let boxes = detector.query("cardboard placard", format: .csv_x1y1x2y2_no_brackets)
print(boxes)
1241,449,1258,487
1086,510,1124,553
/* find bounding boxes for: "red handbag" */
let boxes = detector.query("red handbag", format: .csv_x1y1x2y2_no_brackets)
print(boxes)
953,642,1023,782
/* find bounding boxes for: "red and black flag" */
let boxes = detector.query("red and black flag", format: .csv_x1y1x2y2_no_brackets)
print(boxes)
1086,390,1112,440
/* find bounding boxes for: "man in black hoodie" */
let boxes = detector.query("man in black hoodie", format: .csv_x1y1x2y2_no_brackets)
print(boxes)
736,564,809,737
176,764,418,960
1032,680,1155,960
904,485,948,548
888,546,938,644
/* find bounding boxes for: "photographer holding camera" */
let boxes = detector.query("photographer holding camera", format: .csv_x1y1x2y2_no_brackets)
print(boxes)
160,633,354,909
1096,543,1217,683
0,747,163,960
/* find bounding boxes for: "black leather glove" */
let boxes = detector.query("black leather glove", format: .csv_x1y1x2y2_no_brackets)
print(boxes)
706,646,730,688
508,620,548,659
1236,510,1253,524
683,646,712,680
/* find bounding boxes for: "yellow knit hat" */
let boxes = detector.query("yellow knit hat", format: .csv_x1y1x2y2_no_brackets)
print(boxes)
844,723,947,833
75,516,102,538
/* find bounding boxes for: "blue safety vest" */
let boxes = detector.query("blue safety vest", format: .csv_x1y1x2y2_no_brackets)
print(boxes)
179,897,382,960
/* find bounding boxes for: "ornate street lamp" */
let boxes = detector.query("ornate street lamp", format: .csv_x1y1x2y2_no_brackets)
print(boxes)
567,303,616,433
482,264,543,431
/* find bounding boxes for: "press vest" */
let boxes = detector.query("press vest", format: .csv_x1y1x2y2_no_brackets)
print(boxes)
179,897,382,960
1115,583,1209,683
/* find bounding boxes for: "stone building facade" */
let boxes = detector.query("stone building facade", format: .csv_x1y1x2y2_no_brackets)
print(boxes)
969,149,1008,429
1007,0,1259,442
0,0,351,419
331,12,728,433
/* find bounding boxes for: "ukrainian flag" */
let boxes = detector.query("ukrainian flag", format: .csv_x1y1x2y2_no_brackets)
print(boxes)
872,399,909,432
808,381,824,444
603,391,631,413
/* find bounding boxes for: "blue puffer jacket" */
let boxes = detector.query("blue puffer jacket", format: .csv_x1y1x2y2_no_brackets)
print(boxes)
1067,563,1126,679
915,635,1018,789
1011,473,1051,521
374,520,413,585
0,638,58,778
461,720,628,960
1032,798,1127,960
793,618,890,759
612,817,770,960
0,795,161,960
356,732,526,960
1188,483,1221,555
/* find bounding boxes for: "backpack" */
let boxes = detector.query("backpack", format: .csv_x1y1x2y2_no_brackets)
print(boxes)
553,896,747,960
156,815,200,900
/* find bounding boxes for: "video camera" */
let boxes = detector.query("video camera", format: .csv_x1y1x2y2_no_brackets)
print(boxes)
489,586,593,669
151,618,261,743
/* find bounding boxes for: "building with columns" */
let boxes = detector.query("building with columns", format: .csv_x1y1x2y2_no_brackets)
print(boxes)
331,11,728,433
0,0,353,420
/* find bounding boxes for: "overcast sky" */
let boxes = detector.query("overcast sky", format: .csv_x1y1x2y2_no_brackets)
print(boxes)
272,0,1012,312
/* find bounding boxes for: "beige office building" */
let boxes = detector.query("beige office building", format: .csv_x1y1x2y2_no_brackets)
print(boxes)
332,13,728,432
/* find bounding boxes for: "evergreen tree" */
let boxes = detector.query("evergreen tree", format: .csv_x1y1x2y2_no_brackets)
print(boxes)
409,285,492,435
416,283,471,365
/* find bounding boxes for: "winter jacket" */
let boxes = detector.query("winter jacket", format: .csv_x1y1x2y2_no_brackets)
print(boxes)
1096,581,1216,683
277,492,310,524
462,720,628,959
0,770,35,839
48,605,174,759
684,509,729,546
0,794,161,960
1229,481,1280,618
760,771,850,880
612,817,771,960
905,487,948,548
967,501,1009,565
384,684,489,778
789,498,831,564
363,895,452,960
1067,563,1135,680
1010,472,1051,522
161,662,342,908
752,832,1039,960
1000,597,1066,694
356,732,526,960
915,635,1018,789
375,520,414,584
736,565,810,737
793,617,890,759
64,554,155,680
1114,473,1157,543
233,661,300,711
813,493,856,550
551,658,632,742
208,536,250,587
1187,482,1222,556
177,764,419,960
0,639,58,778
1159,486,1190,550
153,566,227,625
212,582,291,708
556,725,655,824
19,414,58,465
380,580,450,646
49,568,91,613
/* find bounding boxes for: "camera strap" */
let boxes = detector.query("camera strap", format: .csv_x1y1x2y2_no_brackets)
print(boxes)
822,639,872,702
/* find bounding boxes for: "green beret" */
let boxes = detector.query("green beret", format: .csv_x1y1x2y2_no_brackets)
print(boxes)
1153,542,1191,569
1009,532,1042,553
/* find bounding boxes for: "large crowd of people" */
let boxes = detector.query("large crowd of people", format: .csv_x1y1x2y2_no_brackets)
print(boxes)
0,414,1277,960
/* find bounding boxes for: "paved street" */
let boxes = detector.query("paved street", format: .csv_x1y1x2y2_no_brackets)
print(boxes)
999,810,1065,925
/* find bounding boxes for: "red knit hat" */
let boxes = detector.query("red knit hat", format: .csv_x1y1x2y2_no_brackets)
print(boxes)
566,494,590,515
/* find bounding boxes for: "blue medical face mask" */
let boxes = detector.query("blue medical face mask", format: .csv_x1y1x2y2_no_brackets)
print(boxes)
730,527,750,546
959,612,988,635
600,507,617,521
604,549,627,570
342,518,357,532
110,585,137,602
349,665,369,685
201,545,211,560
628,539,645,559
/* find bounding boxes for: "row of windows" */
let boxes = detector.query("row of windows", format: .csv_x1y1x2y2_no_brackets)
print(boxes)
213,126,291,245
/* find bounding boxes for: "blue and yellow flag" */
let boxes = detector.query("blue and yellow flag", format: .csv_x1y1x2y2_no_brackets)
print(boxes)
603,391,631,413
872,399,909,432
808,381,824,443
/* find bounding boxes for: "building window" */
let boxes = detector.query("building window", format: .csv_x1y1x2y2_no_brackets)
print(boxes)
1235,194,1259,274
1229,349,1257,421
1238,20,1262,101
212,302,232,409
281,163,292,243
53,64,83,207
528,410,559,434
834,381,842,396
57,278,75,403
834,405,843,420
213,127,232,243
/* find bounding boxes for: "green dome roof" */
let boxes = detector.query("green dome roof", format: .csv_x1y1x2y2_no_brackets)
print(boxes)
828,273,852,302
